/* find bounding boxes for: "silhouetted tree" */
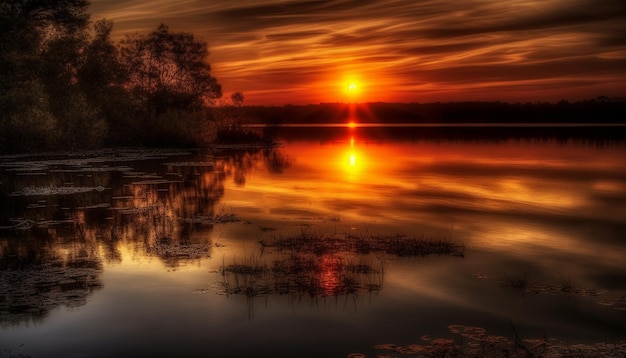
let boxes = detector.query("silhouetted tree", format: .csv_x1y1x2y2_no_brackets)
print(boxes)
78,19,126,99
0,0,90,91
231,92,244,107
0,0,91,151
120,24,222,119
77,19,136,144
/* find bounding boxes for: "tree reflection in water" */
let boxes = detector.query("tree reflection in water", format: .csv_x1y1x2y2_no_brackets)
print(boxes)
0,148,288,325
0,229,102,326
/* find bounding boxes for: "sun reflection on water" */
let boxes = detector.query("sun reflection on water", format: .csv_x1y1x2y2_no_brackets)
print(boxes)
318,255,343,296
342,136,367,180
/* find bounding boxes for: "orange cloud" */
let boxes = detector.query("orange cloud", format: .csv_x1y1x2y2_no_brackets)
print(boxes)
90,0,626,104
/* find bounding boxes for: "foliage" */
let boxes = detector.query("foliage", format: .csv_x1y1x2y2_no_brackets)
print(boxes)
56,92,108,149
147,110,217,147
0,0,90,33
1,81,59,152
208,105,268,144
120,24,221,118
0,0,89,152
0,5,226,152
231,92,245,107
78,19,127,100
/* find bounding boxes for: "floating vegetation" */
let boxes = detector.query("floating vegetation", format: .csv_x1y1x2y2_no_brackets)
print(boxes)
129,179,173,186
116,205,161,215
0,257,103,326
485,275,626,311
0,148,189,171
9,186,106,196
598,296,626,311
76,203,111,210
499,277,603,297
260,231,464,258
216,253,384,298
526,284,603,297
211,230,462,301
33,220,75,228
180,213,242,225
358,324,626,358
124,174,164,181
80,165,134,172
164,161,215,167
0,220,36,231
0,219,82,231
145,236,212,264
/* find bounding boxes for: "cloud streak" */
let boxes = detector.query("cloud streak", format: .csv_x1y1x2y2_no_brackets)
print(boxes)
90,0,626,104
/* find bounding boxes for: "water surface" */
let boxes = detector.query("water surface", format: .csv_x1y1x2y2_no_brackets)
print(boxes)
1,127,625,357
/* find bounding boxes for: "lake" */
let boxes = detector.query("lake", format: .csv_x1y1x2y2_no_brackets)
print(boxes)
1,124,625,357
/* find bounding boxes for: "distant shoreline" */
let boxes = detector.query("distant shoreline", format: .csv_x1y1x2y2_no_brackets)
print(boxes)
234,100,626,126
248,122,626,128
265,122,626,142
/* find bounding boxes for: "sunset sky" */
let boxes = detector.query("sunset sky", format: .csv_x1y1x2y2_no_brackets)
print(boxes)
90,0,626,105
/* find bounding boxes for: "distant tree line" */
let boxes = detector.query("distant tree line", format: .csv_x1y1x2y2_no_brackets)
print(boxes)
1,0,258,153
234,98,626,125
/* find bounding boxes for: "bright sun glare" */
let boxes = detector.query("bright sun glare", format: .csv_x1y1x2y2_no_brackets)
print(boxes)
342,77,362,99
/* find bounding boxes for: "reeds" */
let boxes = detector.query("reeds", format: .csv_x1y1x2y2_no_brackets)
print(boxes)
217,230,463,299
260,231,465,258
218,252,384,298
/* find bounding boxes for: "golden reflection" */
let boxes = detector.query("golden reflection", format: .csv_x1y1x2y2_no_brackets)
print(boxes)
343,136,366,179
349,153,356,167
348,135,357,166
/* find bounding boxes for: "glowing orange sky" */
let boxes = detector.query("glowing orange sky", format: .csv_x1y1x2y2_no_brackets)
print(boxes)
90,0,626,105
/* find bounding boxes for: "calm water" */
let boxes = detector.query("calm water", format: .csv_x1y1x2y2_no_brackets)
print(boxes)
1,125,625,357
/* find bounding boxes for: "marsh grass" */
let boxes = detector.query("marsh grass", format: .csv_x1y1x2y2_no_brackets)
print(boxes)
179,213,241,225
218,252,384,298
260,231,465,258
216,230,462,299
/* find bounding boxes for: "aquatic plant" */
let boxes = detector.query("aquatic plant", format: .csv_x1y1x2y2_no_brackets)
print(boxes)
355,324,626,358
9,185,106,197
217,252,384,299
260,231,464,258
0,257,103,326
213,229,462,301
499,277,603,297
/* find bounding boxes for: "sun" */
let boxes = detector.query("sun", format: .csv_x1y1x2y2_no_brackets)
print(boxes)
340,75,363,101
343,80,362,99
